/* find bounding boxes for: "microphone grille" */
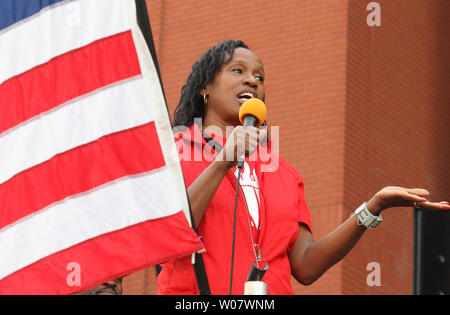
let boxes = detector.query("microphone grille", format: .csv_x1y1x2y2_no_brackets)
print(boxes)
239,98,267,127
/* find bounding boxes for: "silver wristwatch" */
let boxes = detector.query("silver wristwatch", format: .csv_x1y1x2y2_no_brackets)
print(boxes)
354,202,382,229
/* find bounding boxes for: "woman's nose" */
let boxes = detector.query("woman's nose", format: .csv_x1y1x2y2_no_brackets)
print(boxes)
243,74,258,87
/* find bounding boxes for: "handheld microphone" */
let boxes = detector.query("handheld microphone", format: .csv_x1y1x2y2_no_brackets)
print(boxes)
239,98,267,128
237,98,267,168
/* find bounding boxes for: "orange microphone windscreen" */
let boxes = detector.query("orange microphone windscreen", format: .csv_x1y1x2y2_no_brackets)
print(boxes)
239,98,267,127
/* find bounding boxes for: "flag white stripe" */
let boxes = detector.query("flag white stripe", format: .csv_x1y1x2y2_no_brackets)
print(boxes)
0,0,130,85
125,2,193,226
0,166,182,280
0,77,153,185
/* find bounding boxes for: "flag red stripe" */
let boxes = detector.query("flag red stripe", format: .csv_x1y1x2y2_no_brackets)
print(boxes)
0,30,141,135
0,122,165,231
0,211,202,294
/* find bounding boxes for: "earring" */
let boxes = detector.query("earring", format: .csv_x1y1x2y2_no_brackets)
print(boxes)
203,94,208,105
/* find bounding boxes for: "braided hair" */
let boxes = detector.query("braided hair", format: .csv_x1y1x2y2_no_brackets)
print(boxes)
172,40,249,127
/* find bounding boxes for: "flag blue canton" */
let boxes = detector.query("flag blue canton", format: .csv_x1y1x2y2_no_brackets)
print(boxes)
0,0,66,31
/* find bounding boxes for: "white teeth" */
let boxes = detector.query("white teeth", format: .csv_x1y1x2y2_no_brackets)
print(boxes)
238,92,254,99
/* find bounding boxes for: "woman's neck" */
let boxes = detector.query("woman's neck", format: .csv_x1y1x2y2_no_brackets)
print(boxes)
202,113,237,140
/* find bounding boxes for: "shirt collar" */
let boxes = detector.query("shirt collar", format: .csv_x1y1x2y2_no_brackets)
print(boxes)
176,123,225,148
176,123,275,165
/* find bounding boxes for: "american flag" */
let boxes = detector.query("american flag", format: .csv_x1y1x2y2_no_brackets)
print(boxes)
0,0,203,294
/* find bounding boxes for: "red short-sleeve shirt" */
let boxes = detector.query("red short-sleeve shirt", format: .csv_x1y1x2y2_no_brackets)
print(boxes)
157,124,312,295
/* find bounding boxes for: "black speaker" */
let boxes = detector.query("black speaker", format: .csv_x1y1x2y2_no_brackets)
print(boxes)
414,208,450,295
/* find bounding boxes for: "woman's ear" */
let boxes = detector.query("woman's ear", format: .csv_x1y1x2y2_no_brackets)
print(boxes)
200,85,210,105
199,86,209,105
200,86,207,97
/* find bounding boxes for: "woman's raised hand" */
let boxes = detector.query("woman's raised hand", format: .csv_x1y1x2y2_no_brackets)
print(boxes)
366,186,450,215
215,126,268,169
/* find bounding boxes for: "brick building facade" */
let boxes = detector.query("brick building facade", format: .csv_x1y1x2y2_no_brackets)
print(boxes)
123,0,450,295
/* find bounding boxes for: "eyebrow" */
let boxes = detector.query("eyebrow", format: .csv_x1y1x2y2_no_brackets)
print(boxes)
231,59,265,72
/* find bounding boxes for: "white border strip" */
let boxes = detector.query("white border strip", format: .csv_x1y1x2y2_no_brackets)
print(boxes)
0,77,153,185
0,167,182,280
0,0,130,84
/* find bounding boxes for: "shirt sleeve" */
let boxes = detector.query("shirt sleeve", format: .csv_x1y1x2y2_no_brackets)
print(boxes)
296,173,313,234
281,157,312,234
284,164,313,253
175,134,208,189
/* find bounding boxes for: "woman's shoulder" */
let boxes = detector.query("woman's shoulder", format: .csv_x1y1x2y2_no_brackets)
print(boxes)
275,154,305,183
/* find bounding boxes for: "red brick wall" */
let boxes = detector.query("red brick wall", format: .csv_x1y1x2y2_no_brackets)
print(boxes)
343,0,450,294
122,0,450,295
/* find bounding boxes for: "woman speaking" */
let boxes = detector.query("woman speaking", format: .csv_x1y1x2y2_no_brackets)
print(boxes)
156,40,449,295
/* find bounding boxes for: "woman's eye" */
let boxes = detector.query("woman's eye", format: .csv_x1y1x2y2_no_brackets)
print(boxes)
256,76,264,83
232,68,242,73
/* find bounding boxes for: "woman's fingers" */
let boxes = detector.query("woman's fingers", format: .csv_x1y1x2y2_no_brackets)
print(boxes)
229,126,262,160
222,125,269,163
406,187,449,209
375,186,449,211
406,188,430,199
259,126,268,143
415,200,450,210
441,202,450,210
406,192,429,203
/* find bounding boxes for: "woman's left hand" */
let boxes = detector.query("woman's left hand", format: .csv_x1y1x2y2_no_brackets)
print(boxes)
366,186,450,216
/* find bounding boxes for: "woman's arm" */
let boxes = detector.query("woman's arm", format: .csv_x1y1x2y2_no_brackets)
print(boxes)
288,187,449,285
188,159,232,228
187,126,267,228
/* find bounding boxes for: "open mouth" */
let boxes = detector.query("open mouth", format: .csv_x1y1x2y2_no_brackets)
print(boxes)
237,92,256,104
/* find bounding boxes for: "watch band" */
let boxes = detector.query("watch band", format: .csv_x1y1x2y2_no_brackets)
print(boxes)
354,202,382,229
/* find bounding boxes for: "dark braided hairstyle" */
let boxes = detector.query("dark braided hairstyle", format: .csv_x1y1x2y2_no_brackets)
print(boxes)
172,40,249,127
